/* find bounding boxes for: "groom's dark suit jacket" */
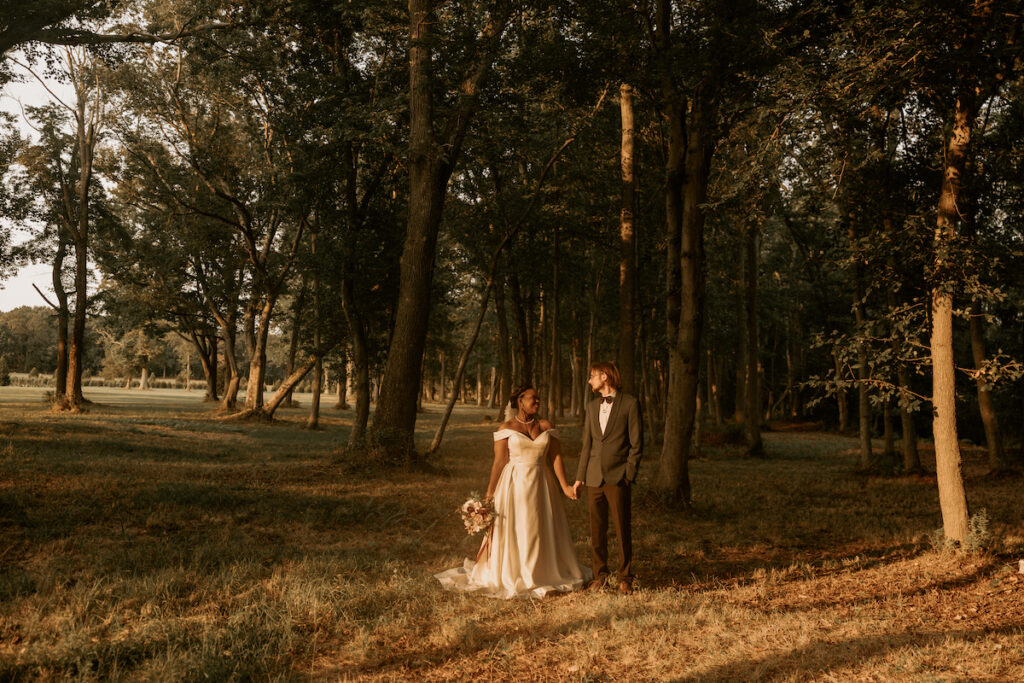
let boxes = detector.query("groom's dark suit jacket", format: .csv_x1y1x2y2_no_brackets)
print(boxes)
575,393,643,488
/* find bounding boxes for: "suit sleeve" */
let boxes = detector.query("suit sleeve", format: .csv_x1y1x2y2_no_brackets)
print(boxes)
575,402,592,483
626,397,643,482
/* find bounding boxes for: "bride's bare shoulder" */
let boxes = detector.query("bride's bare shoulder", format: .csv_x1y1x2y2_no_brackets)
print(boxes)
499,420,516,430
539,419,554,431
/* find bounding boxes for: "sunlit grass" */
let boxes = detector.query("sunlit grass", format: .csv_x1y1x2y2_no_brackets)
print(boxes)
1,388,1022,680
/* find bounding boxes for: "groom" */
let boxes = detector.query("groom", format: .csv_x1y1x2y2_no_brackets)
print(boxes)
573,361,642,595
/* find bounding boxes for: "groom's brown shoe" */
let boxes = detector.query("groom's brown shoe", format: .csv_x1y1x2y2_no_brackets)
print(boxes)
585,576,608,592
618,580,632,595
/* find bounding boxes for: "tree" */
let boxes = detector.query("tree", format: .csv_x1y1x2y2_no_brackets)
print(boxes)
13,49,109,410
369,0,512,456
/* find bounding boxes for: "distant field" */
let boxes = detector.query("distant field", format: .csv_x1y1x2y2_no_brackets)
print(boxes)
1,392,1022,680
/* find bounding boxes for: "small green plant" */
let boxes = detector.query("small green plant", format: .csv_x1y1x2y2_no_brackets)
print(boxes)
965,508,992,552
929,509,992,553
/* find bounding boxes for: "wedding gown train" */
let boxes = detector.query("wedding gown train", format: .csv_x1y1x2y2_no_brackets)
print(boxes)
435,428,591,599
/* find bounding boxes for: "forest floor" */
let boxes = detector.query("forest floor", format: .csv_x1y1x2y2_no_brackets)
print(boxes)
1,387,1022,681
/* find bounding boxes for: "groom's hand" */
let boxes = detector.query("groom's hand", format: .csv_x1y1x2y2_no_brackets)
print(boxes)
572,481,584,498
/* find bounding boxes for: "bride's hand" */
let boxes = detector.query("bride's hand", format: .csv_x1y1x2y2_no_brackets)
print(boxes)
561,483,576,500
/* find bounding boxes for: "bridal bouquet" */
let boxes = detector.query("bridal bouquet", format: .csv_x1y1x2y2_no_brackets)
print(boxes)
459,493,494,535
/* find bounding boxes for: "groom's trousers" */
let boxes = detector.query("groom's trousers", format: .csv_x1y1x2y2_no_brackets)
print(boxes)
588,482,632,582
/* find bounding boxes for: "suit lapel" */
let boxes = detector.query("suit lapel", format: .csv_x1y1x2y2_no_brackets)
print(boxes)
601,394,623,441
589,397,602,439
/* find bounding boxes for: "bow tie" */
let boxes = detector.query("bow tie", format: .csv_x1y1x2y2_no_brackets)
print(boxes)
601,396,615,404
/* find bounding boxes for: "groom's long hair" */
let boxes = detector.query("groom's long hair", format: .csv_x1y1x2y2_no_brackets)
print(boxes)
590,362,622,391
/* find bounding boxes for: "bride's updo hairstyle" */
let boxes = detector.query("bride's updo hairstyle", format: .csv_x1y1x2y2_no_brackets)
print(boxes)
505,384,534,422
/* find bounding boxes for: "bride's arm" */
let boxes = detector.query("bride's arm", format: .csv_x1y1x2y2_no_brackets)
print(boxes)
485,437,510,502
544,424,576,499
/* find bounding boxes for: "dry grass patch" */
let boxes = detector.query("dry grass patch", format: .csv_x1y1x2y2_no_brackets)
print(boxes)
0,391,1022,681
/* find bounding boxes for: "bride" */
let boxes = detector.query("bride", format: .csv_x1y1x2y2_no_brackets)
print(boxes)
435,385,591,598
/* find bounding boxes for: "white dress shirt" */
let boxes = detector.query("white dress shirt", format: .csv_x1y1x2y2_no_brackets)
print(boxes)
598,391,617,434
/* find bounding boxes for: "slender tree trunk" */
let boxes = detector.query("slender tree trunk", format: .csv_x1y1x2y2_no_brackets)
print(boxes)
244,297,276,411
284,282,307,408
220,320,241,411
733,255,747,424
618,83,637,394
712,351,723,425
851,221,873,469
884,218,920,472
258,356,318,420
205,334,218,402
931,89,976,545
834,349,849,431
343,280,371,443
65,234,88,408
970,302,1007,472
509,264,533,385
487,365,496,408
427,285,495,454
370,0,507,453
63,67,97,411
51,228,69,399
335,355,349,409
882,399,895,458
743,223,763,457
494,274,513,417
307,359,322,429
656,57,711,508
897,361,920,473
548,228,560,417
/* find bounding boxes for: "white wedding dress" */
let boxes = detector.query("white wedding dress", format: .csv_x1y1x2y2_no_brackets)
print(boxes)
435,428,591,599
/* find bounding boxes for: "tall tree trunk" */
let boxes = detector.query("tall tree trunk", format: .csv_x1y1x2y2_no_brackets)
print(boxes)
306,233,322,429
931,89,976,545
193,332,218,402
834,349,849,431
65,233,88,408
220,319,241,411
851,229,873,469
335,354,349,409
509,264,532,385
743,223,763,457
370,0,508,453
307,359,322,429
733,254,747,425
970,302,1007,472
342,278,371,443
548,228,560,417
494,273,512,417
63,61,97,411
884,216,920,471
618,82,637,394
897,361,920,473
284,282,307,408
244,296,276,411
655,50,711,509
51,228,69,398
882,399,895,458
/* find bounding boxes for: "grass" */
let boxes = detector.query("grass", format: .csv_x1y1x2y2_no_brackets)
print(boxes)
1,386,1022,681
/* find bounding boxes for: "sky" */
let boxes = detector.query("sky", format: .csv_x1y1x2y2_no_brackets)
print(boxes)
1,63,77,313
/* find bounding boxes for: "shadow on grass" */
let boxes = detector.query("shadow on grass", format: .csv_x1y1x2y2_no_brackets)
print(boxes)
674,624,1024,682
330,593,662,677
